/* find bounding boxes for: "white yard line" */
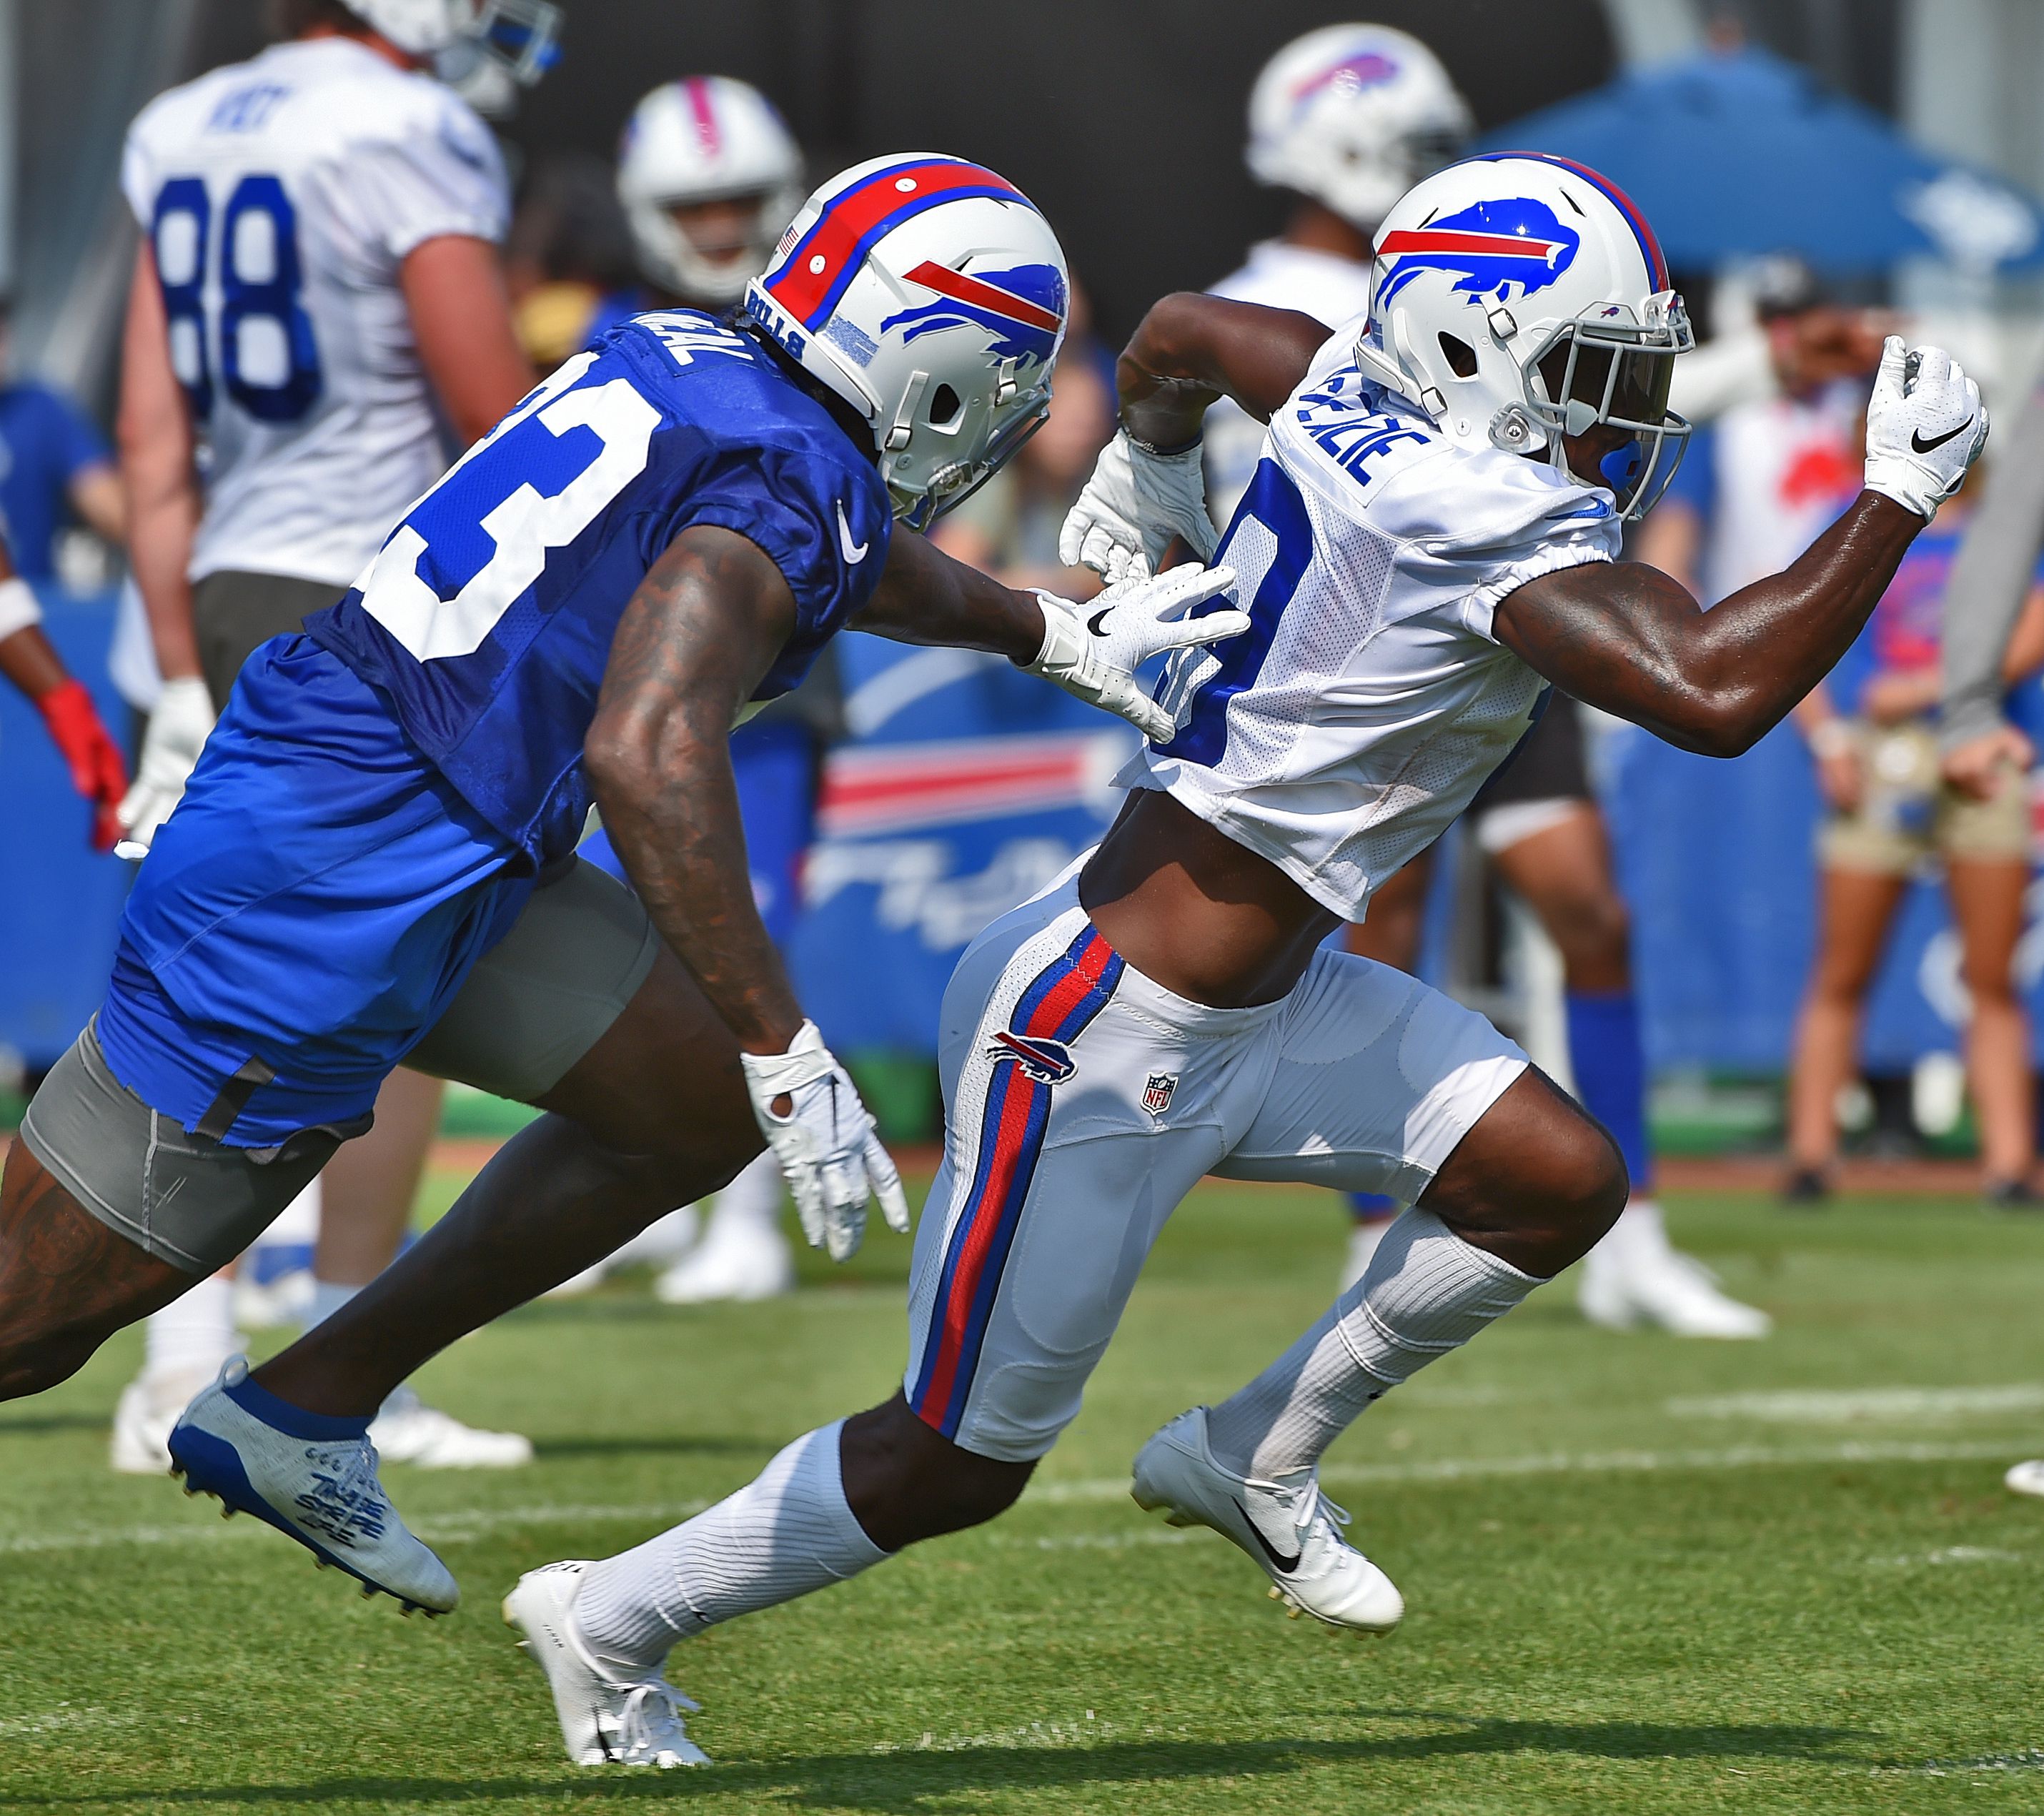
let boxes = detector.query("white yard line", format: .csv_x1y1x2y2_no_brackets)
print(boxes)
1,1436,2031,1557
1667,1384,2044,1424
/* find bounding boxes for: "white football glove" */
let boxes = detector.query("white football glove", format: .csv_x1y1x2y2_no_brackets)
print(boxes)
1026,563,1249,744
115,675,216,856
740,1020,910,1264
1058,430,1220,583
1862,336,1988,519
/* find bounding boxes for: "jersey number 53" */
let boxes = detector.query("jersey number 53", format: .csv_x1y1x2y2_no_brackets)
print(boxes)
152,174,322,425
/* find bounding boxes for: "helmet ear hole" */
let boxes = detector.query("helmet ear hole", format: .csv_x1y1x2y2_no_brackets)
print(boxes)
928,383,963,428
1436,332,1478,379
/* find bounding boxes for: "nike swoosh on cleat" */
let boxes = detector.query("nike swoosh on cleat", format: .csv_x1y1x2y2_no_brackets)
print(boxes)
1912,420,1974,453
1234,1498,1301,1574
1086,604,1115,637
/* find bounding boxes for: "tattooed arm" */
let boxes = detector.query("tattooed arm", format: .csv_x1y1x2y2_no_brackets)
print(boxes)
585,525,802,1053
1493,492,1923,757
1115,292,1332,442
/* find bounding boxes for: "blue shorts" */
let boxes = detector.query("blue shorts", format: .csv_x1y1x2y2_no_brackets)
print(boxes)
99,637,535,1146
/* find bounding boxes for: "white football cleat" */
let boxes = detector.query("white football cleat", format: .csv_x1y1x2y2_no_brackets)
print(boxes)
545,1206,700,1299
654,1216,793,1305
1579,1247,1771,1339
165,1359,458,1614
2006,1460,2044,1498
1131,1406,1404,1632
505,1561,708,1769
370,1386,534,1469
110,1364,218,1475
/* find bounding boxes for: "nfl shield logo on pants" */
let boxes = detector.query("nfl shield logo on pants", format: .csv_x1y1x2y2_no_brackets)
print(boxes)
1141,1071,1179,1116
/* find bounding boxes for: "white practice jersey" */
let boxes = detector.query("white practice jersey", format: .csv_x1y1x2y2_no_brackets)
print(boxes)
1128,327,1622,921
123,36,510,587
1205,241,1376,527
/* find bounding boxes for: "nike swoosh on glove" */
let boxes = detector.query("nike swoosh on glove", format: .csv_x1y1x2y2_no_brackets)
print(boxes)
116,675,217,855
1862,335,1988,519
1058,430,1220,583
1026,563,1249,743
741,1021,910,1264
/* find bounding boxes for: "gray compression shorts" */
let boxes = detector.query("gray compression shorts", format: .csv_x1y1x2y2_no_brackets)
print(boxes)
191,570,344,710
20,856,660,1274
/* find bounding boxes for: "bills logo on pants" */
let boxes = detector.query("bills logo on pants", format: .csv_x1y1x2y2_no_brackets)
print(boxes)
909,924,1123,1439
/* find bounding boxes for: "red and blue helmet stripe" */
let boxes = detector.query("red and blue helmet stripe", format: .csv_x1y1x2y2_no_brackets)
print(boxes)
1472,151,1670,292
763,156,1038,332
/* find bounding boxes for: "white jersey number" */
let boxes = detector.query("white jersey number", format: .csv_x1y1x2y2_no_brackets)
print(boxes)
359,354,660,663
152,174,323,425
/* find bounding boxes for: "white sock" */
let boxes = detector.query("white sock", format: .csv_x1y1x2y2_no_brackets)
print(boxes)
572,1419,886,1674
1587,1199,1667,1275
1206,1207,1542,1482
304,1277,361,1331
143,1273,237,1380
708,1150,783,1241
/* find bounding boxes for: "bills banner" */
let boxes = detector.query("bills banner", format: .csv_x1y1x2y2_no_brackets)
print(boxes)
788,632,1133,1050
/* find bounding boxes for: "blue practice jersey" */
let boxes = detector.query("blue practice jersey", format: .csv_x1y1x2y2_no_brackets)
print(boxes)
308,310,893,865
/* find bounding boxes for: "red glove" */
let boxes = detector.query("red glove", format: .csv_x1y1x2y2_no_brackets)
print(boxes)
36,680,129,851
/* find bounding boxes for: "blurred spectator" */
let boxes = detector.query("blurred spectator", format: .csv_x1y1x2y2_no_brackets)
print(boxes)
0,528,127,847
503,152,638,367
1784,471,2044,1206
0,299,124,582
1634,259,1876,599
933,287,1115,596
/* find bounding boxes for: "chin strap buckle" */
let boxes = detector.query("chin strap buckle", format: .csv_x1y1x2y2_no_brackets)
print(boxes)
884,371,931,452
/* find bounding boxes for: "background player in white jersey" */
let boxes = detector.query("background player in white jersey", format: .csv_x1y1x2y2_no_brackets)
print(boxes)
107,0,555,1471
497,154,1988,1765
1205,25,1764,1337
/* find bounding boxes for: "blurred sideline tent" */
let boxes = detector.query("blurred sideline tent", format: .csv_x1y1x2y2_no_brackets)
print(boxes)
1485,43,2044,277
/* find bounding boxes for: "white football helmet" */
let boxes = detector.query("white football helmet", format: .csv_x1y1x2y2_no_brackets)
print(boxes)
745,154,1070,530
1355,152,1694,518
617,79,804,306
345,0,558,79
1247,24,1473,231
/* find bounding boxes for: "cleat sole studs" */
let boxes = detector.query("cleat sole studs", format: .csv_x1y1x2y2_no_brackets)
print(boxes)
361,1582,375,1599
1269,1585,1284,1601
219,1504,234,1519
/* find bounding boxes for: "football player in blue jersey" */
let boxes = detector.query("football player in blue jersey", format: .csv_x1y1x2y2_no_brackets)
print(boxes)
0,155,1244,1613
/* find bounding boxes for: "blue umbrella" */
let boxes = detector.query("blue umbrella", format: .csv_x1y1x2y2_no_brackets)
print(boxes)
1481,46,2043,275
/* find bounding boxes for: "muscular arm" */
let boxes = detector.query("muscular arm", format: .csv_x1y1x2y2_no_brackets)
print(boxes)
849,523,1044,659
116,242,202,681
400,234,535,449
1494,490,1923,757
0,624,67,699
1114,292,1331,445
585,525,802,1054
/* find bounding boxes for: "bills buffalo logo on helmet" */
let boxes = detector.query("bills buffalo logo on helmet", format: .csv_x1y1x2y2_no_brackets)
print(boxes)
1376,197,1581,307
1291,49,1401,114
988,1029,1076,1085
880,262,1066,367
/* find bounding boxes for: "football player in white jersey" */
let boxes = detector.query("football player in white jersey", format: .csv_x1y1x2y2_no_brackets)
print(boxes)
495,154,1987,1763
107,0,555,1472
1209,26,1766,1337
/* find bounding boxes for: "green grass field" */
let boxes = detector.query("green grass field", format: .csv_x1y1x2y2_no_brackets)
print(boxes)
5,1176,2044,1813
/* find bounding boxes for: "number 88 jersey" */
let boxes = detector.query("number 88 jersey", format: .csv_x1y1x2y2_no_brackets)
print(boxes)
121,35,510,590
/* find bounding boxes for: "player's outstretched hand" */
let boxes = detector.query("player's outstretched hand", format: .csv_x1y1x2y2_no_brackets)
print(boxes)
1058,429,1221,583
116,675,216,856
740,1019,911,1264
1028,563,1249,744
1862,336,1988,520
36,680,129,850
